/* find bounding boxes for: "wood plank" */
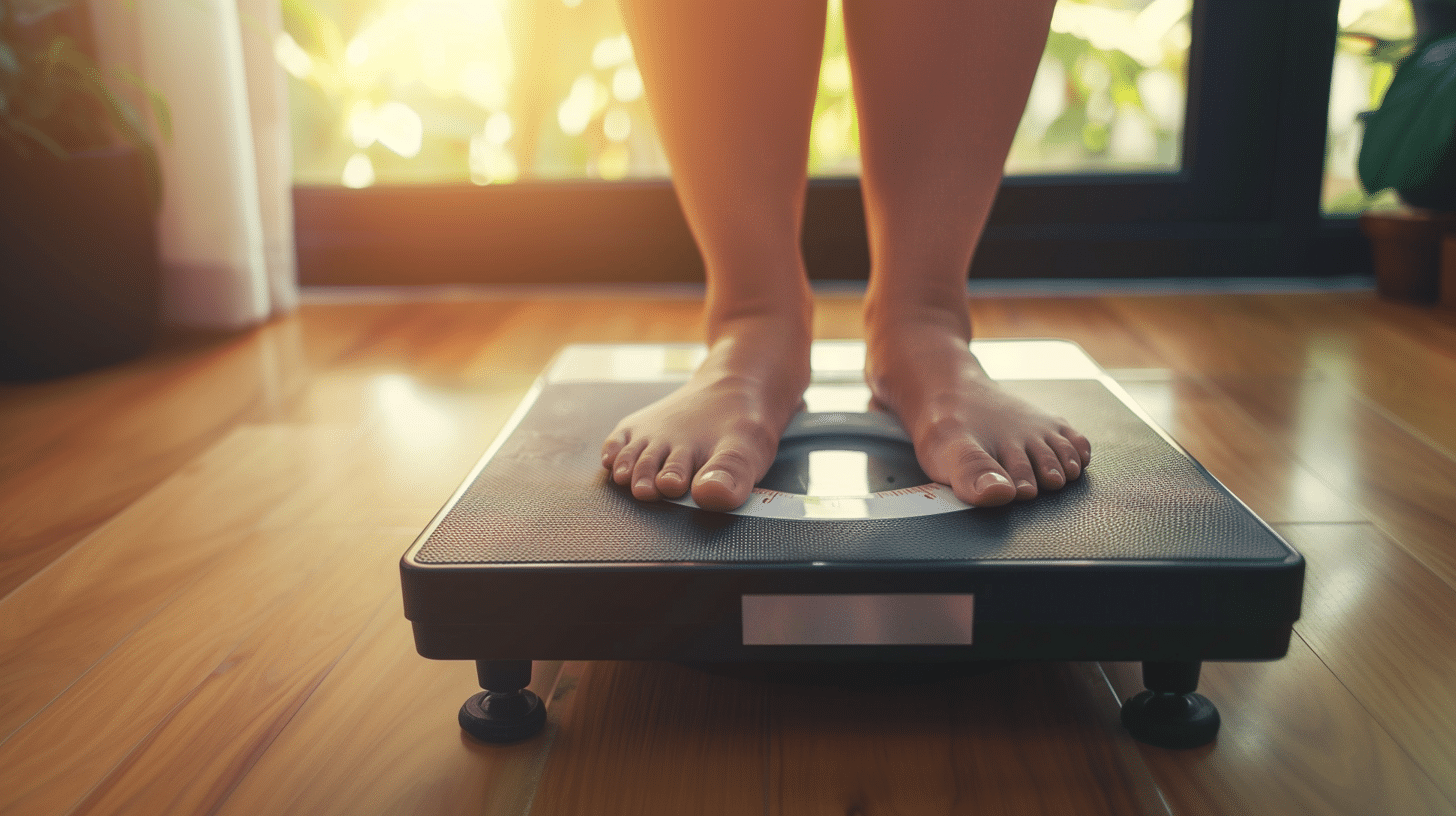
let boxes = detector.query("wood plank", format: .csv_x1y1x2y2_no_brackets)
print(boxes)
768,662,1169,815
259,378,512,531
1102,293,1318,376
529,662,769,816
238,300,521,426
972,295,1170,370
0,304,401,597
0,426,360,743
208,606,572,816
1278,523,1456,802
0,332,250,477
1248,293,1456,457
1112,375,1364,525
1211,374,1456,592
0,526,405,816
65,528,410,816
1102,635,1455,815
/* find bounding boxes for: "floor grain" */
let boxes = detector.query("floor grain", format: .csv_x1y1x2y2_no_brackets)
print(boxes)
1,288,1451,815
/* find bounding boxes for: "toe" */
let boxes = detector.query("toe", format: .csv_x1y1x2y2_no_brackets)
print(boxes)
656,448,694,498
611,439,648,486
999,448,1039,501
1048,436,1082,481
1063,425,1092,467
1027,443,1066,490
947,444,1016,507
601,429,629,469
630,444,670,500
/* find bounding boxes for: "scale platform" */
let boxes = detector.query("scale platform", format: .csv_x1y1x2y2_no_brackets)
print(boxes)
401,340,1304,747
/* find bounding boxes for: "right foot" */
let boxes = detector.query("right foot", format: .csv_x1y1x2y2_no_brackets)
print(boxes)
601,312,812,512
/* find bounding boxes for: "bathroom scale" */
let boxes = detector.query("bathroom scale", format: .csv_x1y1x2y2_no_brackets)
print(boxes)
400,340,1304,748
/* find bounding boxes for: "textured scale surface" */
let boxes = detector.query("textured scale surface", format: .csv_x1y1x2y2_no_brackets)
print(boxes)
414,379,1293,566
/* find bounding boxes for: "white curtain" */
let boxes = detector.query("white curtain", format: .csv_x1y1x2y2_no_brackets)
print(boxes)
89,0,298,330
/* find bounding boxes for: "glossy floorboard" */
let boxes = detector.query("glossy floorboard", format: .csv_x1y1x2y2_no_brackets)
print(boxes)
2,287,1454,815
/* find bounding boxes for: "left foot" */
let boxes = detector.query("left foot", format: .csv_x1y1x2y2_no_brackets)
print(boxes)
864,303,1092,507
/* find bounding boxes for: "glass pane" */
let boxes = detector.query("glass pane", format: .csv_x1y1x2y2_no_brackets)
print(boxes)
1007,0,1190,175
281,0,1190,187
1323,0,1414,215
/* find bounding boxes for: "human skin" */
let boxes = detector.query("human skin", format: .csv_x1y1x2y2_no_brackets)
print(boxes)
602,0,1091,512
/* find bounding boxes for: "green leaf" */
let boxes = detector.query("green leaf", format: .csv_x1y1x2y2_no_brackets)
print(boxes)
1358,33,1456,194
3,33,165,212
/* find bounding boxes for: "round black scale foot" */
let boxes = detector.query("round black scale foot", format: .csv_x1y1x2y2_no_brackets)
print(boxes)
459,689,547,744
1121,690,1220,749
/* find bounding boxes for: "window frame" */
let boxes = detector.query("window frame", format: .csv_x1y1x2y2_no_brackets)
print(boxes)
296,0,1362,286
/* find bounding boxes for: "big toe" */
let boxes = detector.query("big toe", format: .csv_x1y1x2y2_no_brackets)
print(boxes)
691,467,752,512
944,446,1016,507
965,470,1016,507
691,445,764,512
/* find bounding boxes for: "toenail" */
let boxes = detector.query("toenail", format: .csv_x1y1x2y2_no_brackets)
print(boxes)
1016,480,1034,490
699,469,736,489
1067,462,1081,478
1048,468,1063,480
975,472,1011,492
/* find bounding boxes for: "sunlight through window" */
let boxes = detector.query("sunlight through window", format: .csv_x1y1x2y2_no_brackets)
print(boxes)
284,0,1192,185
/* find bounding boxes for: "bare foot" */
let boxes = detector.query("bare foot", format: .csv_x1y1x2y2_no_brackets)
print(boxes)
865,304,1092,507
601,311,812,512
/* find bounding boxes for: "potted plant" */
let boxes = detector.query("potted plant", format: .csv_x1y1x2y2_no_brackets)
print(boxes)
0,0,168,379
1356,0,1456,303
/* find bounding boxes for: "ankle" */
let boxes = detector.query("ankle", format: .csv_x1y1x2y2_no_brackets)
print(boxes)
706,291,814,347
863,295,972,346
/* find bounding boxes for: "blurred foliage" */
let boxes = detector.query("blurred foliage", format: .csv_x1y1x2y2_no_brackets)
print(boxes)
1353,0,1456,209
1324,0,1418,215
281,0,1190,187
0,0,168,207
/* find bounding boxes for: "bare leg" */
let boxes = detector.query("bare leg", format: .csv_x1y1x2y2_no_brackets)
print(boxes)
845,0,1091,506
603,0,828,511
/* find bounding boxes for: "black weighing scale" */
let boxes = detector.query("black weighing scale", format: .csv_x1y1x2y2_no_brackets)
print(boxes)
401,340,1304,749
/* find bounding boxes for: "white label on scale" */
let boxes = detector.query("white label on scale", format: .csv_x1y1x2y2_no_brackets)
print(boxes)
666,482,971,520
742,594,975,645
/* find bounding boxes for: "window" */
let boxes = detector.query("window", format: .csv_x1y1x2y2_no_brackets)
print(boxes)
283,0,1192,184
286,0,1359,285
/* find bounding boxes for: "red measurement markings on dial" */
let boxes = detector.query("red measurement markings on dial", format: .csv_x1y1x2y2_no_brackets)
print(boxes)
750,488,786,504
876,485,942,500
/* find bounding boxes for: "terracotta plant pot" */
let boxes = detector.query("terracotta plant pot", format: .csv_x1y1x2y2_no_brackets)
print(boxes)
1358,207,1456,303
0,146,161,380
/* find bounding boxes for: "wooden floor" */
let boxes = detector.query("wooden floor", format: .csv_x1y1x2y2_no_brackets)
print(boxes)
3,286,1456,815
